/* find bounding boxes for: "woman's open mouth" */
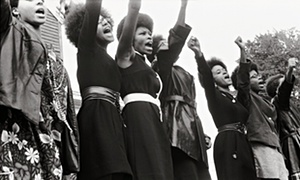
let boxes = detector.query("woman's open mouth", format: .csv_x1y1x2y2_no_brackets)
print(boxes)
103,28,111,34
36,8,45,15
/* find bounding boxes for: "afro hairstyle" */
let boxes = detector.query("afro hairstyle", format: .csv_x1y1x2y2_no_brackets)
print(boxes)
147,34,165,62
265,74,285,98
10,0,19,8
206,57,227,71
116,13,153,41
231,62,258,89
64,3,113,47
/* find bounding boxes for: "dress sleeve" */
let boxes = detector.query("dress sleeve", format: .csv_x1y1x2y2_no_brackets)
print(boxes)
0,0,12,33
236,62,251,109
77,0,101,50
195,54,219,114
277,76,295,110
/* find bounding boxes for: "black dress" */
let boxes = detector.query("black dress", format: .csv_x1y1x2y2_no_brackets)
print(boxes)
156,25,211,180
76,1,132,179
119,53,174,180
196,56,256,180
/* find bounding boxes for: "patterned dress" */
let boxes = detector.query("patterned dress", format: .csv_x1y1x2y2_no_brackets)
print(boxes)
0,45,78,180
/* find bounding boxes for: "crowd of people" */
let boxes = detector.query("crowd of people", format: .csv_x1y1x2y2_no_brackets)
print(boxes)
0,0,299,180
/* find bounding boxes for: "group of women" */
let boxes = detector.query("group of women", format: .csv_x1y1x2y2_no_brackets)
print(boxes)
188,35,299,180
1,0,299,180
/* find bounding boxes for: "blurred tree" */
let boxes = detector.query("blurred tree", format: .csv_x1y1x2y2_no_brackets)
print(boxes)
246,28,300,108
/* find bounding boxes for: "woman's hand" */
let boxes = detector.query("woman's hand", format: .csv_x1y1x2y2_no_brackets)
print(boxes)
288,57,298,70
129,0,141,10
187,36,202,57
234,36,246,50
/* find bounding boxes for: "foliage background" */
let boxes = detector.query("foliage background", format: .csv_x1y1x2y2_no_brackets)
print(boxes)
246,28,300,108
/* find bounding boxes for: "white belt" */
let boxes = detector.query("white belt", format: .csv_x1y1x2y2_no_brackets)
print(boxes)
123,93,162,122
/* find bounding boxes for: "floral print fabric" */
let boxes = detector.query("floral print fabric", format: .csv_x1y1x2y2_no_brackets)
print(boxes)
0,44,73,180
0,113,62,180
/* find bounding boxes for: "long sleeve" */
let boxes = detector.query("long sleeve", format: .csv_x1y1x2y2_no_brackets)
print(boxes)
157,24,191,77
0,0,12,33
195,54,219,115
78,0,102,50
157,24,191,97
276,76,295,110
236,62,251,109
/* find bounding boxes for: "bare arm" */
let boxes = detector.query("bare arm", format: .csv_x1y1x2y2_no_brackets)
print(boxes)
157,0,191,75
116,0,141,69
175,0,188,27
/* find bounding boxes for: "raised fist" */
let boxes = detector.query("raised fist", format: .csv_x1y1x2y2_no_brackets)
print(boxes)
187,36,201,53
288,57,298,69
234,36,246,49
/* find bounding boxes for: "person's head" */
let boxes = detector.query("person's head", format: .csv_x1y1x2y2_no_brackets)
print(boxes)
65,3,114,47
265,74,285,98
11,0,47,28
207,57,232,88
249,63,265,93
147,34,167,62
231,62,265,93
117,13,154,55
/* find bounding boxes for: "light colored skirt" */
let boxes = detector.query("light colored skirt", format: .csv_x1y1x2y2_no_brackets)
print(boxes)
251,142,289,180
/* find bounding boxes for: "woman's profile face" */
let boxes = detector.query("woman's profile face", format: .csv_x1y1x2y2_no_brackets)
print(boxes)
18,0,47,27
249,70,265,93
133,27,153,55
211,65,232,88
96,16,114,44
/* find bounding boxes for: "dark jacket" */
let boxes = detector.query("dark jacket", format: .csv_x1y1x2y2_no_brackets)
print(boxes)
1,0,47,125
0,0,79,173
247,91,281,148
156,24,209,166
272,77,300,174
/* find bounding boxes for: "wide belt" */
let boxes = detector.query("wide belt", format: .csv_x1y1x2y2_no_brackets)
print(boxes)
123,93,162,122
218,122,247,135
164,95,196,108
82,86,120,110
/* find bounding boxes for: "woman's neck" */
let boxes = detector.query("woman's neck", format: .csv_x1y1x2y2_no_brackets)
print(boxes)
24,21,42,37
217,85,237,97
97,41,108,50
217,85,230,93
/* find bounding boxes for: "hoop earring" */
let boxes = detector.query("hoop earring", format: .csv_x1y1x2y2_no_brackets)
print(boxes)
12,8,20,17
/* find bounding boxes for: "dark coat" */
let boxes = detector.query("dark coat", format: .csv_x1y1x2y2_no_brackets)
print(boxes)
272,77,300,175
155,24,209,166
196,56,256,180
247,91,281,148
0,0,47,125
0,0,79,173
